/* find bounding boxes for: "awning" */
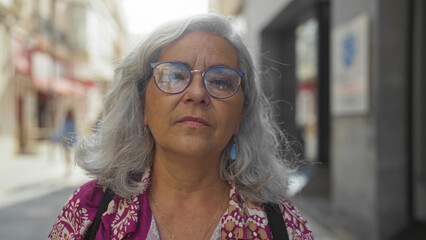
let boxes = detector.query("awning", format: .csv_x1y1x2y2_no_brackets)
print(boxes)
30,50,95,97
33,75,86,97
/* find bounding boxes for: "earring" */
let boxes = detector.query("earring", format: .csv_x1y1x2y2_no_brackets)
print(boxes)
230,137,237,160
140,126,148,146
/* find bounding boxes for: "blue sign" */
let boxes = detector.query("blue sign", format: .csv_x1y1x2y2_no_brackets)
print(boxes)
343,34,355,67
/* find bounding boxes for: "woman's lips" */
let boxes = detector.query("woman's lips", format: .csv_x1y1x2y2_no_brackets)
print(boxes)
177,116,210,127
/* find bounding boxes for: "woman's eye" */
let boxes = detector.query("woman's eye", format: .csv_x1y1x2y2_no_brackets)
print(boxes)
170,73,186,81
209,79,232,89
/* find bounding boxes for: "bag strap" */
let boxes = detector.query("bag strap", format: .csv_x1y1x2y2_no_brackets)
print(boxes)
264,203,290,240
84,188,114,240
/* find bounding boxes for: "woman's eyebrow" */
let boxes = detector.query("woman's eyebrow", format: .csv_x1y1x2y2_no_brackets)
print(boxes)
171,61,231,69
210,64,228,67
170,60,191,67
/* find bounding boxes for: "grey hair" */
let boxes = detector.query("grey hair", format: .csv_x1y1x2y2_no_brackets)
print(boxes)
75,13,294,203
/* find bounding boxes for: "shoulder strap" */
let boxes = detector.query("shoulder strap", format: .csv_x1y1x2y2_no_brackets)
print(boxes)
264,203,290,240
84,188,115,240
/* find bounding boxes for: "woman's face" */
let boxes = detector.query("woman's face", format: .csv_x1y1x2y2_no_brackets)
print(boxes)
143,31,245,160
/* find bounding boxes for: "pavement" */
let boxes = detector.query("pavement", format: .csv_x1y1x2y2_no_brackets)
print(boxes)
0,141,91,209
0,186,77,240
0,141,344,240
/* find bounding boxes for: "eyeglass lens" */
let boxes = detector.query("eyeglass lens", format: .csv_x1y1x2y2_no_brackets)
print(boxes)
152,62,241,98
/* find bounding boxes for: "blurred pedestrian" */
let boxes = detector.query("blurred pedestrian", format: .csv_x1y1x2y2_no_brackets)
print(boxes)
48,13,314,240
62,110,76,175
51,109,76,177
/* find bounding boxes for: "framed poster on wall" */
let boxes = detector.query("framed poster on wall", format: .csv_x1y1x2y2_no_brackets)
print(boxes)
331,14,370,116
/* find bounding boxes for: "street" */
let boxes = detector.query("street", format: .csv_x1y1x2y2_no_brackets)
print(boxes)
0,142,90,240
0,143,343,240
0,187,76,240
0,188,343,240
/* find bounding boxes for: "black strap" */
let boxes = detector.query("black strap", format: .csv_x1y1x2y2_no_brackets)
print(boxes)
84,188,114,240
264,203,290,240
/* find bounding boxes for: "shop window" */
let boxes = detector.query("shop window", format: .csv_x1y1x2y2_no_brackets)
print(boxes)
295,18,319,162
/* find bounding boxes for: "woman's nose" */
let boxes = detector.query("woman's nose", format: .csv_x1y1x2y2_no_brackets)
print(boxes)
182,73,210,105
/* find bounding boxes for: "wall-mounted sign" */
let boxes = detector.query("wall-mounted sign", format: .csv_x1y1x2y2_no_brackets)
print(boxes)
331,14,370,116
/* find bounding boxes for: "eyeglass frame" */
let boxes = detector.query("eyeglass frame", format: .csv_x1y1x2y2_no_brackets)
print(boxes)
150,61,244,99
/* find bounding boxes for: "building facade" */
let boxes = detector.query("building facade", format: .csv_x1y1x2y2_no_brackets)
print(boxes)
0,0,126,159
215,0,426,239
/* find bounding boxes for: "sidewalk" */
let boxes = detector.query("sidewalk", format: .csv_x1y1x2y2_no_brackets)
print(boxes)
0,141,90,209
0,142,346,239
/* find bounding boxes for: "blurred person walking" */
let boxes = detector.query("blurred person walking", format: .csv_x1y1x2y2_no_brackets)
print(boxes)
52,109,76,177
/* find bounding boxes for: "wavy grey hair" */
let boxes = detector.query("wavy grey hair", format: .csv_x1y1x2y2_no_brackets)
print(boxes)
75,13,293,204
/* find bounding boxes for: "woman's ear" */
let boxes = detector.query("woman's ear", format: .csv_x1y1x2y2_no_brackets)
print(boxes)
140,98,148,126
142,105,148,126
143,115,148,126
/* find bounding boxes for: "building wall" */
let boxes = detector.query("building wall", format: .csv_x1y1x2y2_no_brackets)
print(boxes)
0,68,16,160
0,0,127,158
242,0,303,148
332,0,410,239
330,0,379,238
374,0,410,238
241,0,412,239
0,6,16,159
243,0,293,63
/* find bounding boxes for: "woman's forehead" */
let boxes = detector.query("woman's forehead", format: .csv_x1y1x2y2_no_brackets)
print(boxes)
158,31,240,70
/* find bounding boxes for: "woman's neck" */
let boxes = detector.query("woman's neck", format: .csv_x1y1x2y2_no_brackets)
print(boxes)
148,147,229,240
150,149,225,195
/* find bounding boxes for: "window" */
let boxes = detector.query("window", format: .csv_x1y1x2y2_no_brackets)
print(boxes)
295,18,319,162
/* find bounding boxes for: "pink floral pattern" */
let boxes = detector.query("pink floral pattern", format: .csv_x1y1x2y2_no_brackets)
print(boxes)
48,173,314,240
49,188,91,240
110,196,140,239
220,183,314,240
282,200,314,240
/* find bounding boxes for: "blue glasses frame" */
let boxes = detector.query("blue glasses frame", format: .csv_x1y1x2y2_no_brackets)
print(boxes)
150,61,244,99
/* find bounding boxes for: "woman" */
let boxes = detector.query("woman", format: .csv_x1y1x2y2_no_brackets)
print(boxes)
49,13,314,240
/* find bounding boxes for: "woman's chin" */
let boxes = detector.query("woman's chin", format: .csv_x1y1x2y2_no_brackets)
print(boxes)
160,144,221,161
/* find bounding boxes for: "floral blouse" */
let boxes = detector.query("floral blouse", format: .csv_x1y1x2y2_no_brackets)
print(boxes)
48,172,314,240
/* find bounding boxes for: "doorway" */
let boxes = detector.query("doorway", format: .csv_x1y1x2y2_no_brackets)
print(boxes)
260,0,330,199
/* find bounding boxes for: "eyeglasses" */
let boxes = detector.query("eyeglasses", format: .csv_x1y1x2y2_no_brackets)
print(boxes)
151,61,244,99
